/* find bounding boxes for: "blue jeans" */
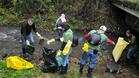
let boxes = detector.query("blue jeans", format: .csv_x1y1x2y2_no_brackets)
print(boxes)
60,49,72,67
80,49,98,69
21,32,35,49
127,45,137,60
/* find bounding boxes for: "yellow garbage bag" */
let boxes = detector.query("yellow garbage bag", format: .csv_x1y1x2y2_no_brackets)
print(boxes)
62,40,72,55
112,37,129,62
82,42,89,52
6,56,34,70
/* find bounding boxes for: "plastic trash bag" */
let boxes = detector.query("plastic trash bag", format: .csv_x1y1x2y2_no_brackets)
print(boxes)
112,37,129,62
6,56,34,70
42,48,58,73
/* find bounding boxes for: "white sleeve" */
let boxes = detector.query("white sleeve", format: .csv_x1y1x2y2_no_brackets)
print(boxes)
61,17,66,22
56,18,60,26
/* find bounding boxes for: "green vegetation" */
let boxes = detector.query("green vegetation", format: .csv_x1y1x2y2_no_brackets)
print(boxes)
0,60,41,78
126,0,139,3
0,0,85,30
113,0,139,11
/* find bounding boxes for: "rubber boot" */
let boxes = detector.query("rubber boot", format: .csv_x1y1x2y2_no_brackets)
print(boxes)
59,66,63,74
87,68,93,78
22,48,26,54
58,65,62,73
79,64,84,76
65,64,69,73
22,48,27,58
60,65,67,74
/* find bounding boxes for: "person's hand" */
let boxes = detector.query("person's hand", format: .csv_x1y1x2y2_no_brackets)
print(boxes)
39,36,44,44
56,50,62,56
47,39,55,45
39,36,44,40
60,38,64,42
26,40,30,46
112,41,115,45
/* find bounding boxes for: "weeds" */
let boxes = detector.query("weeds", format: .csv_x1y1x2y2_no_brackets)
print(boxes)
0,60,41,78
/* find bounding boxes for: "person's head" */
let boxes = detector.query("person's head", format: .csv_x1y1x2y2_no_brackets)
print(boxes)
61,23,70,31
126,30,132,37
98,25,107,34
61,14,65,18
27,18,34,26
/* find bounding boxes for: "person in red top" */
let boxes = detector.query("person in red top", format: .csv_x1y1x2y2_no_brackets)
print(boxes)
80,25,115,78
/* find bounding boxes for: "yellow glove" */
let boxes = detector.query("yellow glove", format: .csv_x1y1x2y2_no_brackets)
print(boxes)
56,50,62,56
47,39,55,45
60,38,64,42
82,42,89,52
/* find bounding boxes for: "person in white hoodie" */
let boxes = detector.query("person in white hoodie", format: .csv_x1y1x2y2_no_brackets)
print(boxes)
55,14,66,36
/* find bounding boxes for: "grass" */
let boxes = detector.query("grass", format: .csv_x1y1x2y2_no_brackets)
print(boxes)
0,60,41,78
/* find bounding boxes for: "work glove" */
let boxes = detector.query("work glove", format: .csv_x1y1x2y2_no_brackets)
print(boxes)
39,35,44,40
26,40,30,46
36,32,43,39
47,39,55,45
112,41,115,45
56,50,62,56
60,38,64,42
57,27,62,30
36,32,44,44
82,42,89,52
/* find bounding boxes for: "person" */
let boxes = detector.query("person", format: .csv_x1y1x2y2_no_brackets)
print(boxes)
55,14,66,36
21,17,43,56
125,30,137,64
58,23,73,74
80,25,115,77
47,23,73,74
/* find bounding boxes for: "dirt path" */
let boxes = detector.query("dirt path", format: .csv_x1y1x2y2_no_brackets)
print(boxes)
0,27,139,78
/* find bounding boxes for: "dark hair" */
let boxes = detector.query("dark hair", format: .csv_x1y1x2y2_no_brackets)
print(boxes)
28,17,34,22
61,22,70,30
126,30,131,34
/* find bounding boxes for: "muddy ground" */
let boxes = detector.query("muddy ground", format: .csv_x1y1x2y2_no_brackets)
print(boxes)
0,27,139,78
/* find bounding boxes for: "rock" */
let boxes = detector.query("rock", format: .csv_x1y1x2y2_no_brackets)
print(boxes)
106,63,121,74
70,57,80,64
0,33,7,40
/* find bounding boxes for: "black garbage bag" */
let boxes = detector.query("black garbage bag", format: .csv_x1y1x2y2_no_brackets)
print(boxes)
25,46,35,55
41,48,58,73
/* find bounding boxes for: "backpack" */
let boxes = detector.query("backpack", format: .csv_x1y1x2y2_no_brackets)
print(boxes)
56,19,62,28
88,32,101,46
72,35,79,47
